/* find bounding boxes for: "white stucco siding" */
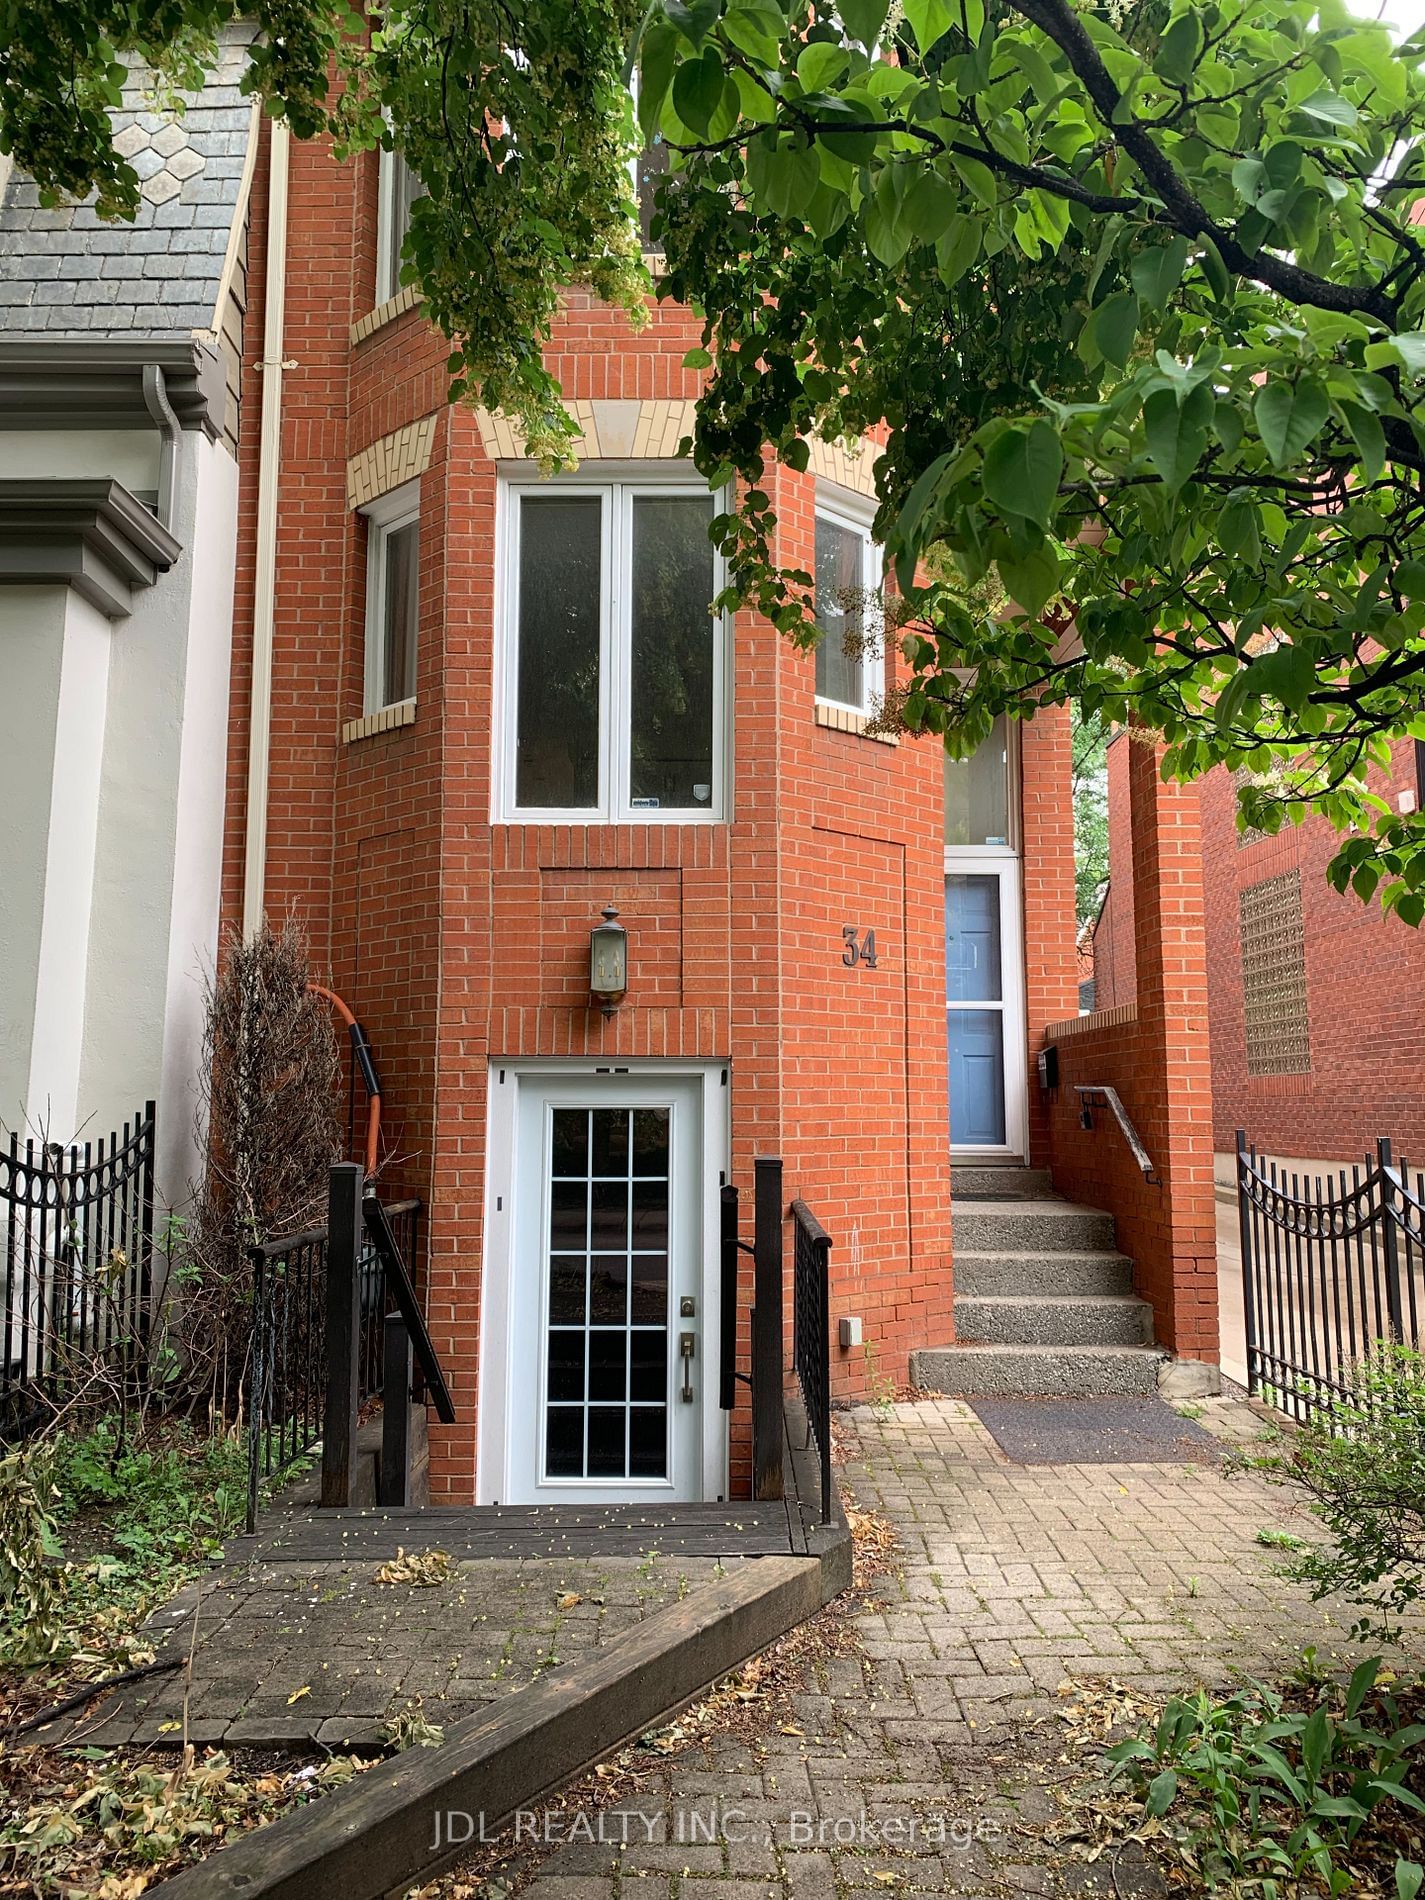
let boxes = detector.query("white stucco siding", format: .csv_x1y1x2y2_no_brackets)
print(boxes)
0,586,70,1137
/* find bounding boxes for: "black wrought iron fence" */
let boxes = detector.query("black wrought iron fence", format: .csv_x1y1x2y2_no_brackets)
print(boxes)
1237,1133,1425,1424
246,1226,327,1531
358,1198,420,1402
0,1103,156,1437
791,1198,833,1523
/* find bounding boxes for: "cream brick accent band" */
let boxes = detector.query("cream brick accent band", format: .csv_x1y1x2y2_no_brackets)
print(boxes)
474,398,698,462
814,702,898,745
350,285,421,345
342,698,417,745
808,433,880,499
347,415,438,509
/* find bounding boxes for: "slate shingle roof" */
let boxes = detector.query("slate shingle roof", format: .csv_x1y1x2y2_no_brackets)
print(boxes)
0,28,255,337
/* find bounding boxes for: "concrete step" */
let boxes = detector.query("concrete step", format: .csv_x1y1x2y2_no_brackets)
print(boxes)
954,1249,1135,1298
952,1199,1117,1254
910,1343,1165,1399
951,1165,1054,1200
954,1293,1154,1347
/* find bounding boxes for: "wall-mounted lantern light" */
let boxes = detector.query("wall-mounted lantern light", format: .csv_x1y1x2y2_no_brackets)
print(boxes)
590,903,628,1017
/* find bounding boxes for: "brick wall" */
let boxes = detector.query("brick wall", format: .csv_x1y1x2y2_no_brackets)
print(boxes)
223,122,1095,1499
1201,739,1425,1161
1091,730,1135,1009
1042,734,1218,1363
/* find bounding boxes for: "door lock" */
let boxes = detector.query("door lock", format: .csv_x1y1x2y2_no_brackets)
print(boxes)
679,1296,696,1317
679,1331,695,1403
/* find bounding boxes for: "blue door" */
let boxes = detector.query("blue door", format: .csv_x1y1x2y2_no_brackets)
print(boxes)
946,874,1008,1148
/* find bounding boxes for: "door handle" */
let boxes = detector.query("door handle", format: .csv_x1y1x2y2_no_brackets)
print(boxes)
679,1331,695,1403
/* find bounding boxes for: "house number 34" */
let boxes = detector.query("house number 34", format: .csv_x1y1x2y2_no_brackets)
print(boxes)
842,926,878,969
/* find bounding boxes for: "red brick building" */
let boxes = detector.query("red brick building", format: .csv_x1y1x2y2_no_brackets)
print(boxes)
1095,729,1425,1169
209,118,1222,1502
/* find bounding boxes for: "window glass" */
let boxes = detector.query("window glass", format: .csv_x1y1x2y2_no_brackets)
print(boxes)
943,713,1011,847
629,494,716,811
381,152,425,302
515,495,603,810
814,514,867,708
380,517,419,707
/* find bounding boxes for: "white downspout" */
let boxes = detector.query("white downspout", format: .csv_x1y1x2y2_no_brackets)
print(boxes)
242,117,290,936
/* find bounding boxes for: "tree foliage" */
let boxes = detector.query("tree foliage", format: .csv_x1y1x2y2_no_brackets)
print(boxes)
9,0,1425,910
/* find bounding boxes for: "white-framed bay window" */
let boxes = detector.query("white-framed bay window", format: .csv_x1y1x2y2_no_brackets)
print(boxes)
814,489,883,716
375,148,424,307
362,481,420,715
495,470,728,823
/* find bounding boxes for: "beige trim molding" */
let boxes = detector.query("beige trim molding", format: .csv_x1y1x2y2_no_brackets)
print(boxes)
474,397,698,462
346,415,438,509
808,433,880,500
814,702,897,745
342,698,417,744
350,285,421,346
1043,1002,1139,1042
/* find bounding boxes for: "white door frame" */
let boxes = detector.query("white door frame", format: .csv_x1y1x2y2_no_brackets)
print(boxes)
477,1059,730,1505
945,849,1028,1159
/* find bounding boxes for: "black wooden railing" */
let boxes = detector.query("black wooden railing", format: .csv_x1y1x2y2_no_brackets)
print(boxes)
0,1103,155,1437
1237,1132,1425,1424
791,1199,833,1524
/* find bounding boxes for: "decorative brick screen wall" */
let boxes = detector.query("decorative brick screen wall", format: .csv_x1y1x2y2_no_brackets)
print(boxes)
1238,870,1310,1076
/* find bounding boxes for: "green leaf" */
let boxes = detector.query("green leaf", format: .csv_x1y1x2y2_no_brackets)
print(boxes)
638,25,678,139
899,450,954,545
981,419,1064,529
903,169,957,242
672,50,726,136
762,139,821,220
1153,13,1201,84
1143,384,1211,493
1145,1770,1178,1818
903,0,955,54
723,2,784,65
796,40,850,92
998,540,1059,616
935,215,981,285
840,0,891,46
1341,401,1386,482
949,150,999,207
1255,378,1329,467
1131,236,1190,310
1365,332,1425,377
1397,1860,1424,1900
1091,291,1140,369
1297,88,1358,129
682,347,712,369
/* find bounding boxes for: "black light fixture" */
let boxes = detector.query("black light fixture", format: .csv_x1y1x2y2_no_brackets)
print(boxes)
590,903,628,1017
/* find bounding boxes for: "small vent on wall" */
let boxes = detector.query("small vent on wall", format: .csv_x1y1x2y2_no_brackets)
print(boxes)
1239,869,1311,1076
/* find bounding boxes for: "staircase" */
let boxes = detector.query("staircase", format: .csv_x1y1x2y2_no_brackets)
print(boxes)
910,1166,1166,1397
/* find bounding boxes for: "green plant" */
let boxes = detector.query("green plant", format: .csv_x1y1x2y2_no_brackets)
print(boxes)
1253,1346,1425,1641
1109,1657,1425,1896
0,1416,250,1672
1257,1527,1309,1552
862,1340,896,1415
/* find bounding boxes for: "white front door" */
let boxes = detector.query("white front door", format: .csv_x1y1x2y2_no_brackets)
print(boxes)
482,1069,719,1504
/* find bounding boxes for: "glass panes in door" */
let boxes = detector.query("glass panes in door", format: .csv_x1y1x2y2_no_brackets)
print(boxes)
544,1106,671,1481
946,874,1008,1147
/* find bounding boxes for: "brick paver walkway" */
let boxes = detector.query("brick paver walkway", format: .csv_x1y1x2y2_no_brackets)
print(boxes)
441,1396,1421,1900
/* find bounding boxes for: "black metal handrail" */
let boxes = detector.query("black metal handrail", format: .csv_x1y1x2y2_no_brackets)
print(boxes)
790,1198,833,1524
1074,1085,1157,1182
0,1103,155,1438
1237,1133,1425,1424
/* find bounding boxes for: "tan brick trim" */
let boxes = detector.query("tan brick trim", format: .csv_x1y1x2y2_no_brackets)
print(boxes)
808,433,880,499
341,698,417,744
350,285,421,345
1042,1002,1139,1041
346,416,438,509
814,701,897,746
474,397,699,462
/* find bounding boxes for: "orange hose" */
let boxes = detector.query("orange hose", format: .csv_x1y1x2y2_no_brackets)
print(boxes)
307,982,382,1175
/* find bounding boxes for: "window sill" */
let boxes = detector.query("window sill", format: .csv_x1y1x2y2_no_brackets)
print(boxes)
343,699,416,744
351,286,421,346
814,701,897,745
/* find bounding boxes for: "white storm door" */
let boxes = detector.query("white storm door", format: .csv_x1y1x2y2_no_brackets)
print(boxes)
506,1074,705,1503
945,855,1027,1157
